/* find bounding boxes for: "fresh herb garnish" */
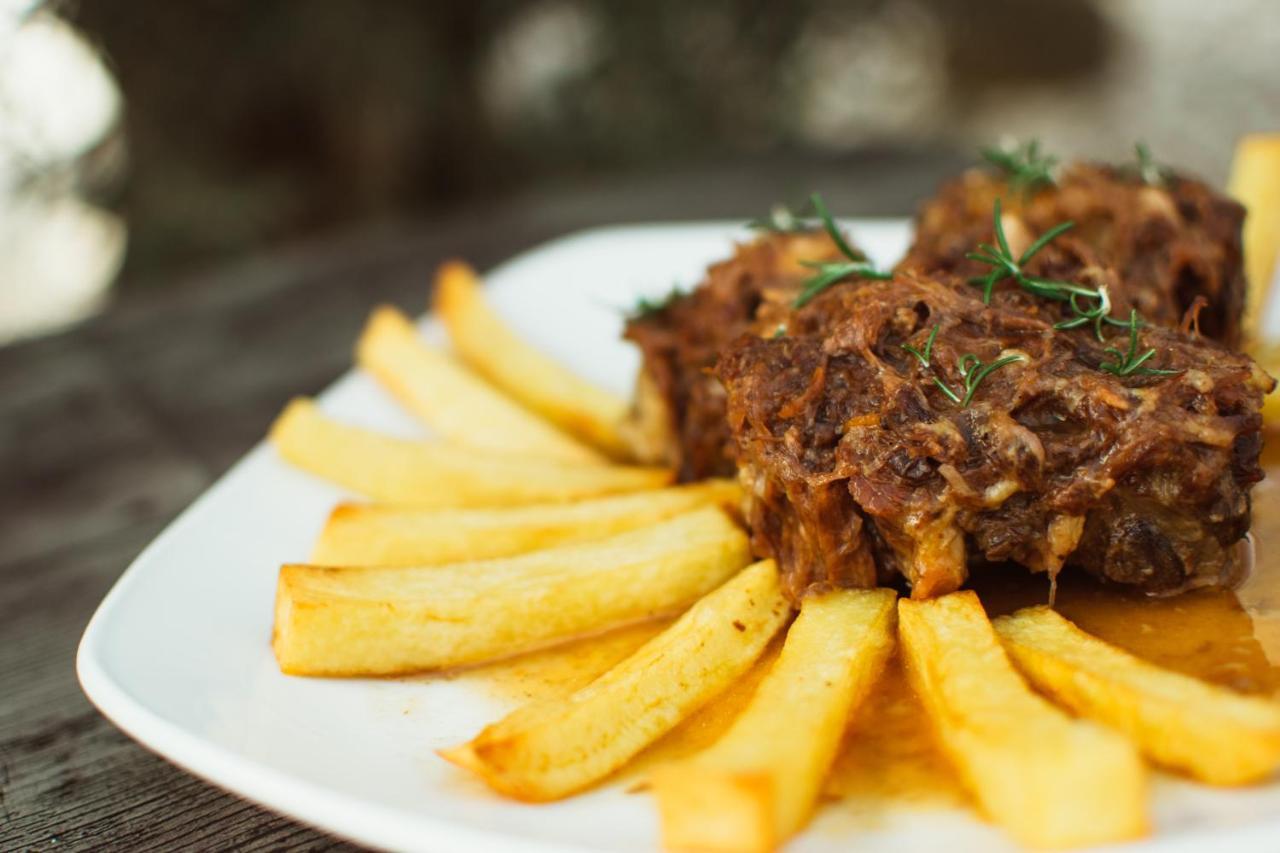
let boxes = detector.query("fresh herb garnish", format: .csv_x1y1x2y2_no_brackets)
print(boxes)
965,201,1178,383
901,323,940,368
772,323,787,338
900,323,1024,407
967,198,1126,341
1099,309,1181,377
1128,142,1170,187
747,203,813,234
981,139,1058,195
953,353,1026,406
792,193,892,308
628,284,686,319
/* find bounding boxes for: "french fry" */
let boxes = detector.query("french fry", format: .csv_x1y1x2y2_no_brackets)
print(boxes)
1228,133,1280,341
269,398,670,506
356,304,603,464
273,506,750,676
994,606,1280,785
652,588,897,853
898,592,1147,849
435,260,632,459
439,559,792,801
311,479,741,567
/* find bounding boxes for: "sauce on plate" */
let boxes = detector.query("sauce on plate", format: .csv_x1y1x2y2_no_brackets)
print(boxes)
455,445,1280,810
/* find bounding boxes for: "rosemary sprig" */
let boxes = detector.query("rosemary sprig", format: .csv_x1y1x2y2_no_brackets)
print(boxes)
901,323,940,368
1099,309,1181,377
981,138,1058,195
900,324,959,403
1131,140,1172,185
792,193,892,308
747,203,812,233
955,353,1026,406
899,323,1024,407
967,199,1126,340
966,198,1076,301
628,284,686,319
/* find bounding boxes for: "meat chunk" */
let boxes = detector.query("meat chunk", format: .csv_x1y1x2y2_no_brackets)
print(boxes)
900,163,1248,347
718,272,1272,601
623,230,843,480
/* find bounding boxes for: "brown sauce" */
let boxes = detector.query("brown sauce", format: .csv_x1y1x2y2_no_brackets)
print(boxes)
453,447,1280,811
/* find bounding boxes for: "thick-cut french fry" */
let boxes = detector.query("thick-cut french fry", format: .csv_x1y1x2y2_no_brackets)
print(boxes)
898,592,1147,849
311,479,741,567
269,398,670,506
1228,133,1280,340
356,304,603,463
439,559,791,801
274,507,749,676
652,588,897,853
994,606,1280,785
434,260,632,459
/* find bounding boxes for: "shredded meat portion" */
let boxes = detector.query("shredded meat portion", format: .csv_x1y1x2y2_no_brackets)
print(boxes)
623,231,842,480
718,272,1272,601
622,158,1268,601
900,163,1248,347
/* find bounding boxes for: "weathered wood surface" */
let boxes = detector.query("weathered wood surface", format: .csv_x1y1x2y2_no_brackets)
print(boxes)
0,154,959,850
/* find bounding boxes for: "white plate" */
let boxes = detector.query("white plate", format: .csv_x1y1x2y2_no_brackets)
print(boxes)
78,221,1280,852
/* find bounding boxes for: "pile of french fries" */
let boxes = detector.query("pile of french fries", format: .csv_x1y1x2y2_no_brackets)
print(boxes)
268,258,1280,851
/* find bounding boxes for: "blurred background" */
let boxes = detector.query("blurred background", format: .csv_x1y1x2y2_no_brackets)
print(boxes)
2,0,1279,342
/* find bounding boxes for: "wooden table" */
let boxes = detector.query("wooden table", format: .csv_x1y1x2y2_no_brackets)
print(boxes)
0,152,964,850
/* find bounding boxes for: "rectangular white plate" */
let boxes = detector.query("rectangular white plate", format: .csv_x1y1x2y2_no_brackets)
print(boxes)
78,221,1280,852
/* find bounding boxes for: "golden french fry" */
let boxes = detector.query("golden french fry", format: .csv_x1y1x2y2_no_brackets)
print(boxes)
311,479,741,567
273,506,750,676
434,260,632,459
269,398,670,506
1249,344,1280,425
652,588,897,853
898,592,1147,849
1228,133,1280,341
439,559,791,801
994,606,1280,785
356,304,603,463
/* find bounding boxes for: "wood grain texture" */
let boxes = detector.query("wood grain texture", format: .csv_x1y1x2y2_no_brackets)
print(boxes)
0,158,953,850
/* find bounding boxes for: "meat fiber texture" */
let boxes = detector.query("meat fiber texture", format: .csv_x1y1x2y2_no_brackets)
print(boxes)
624,231,842,481
900,163,1248,348
718,272,1273,601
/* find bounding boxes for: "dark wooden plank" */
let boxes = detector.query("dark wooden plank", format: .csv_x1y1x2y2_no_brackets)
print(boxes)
0,522,358,851
0,335,209,568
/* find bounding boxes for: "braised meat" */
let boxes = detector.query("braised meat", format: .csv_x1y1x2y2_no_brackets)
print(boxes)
623,231,842,480
718,272,1273,601
900,163,1248,347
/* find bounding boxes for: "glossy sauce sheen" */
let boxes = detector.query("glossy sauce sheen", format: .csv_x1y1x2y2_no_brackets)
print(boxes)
457,450,1280,811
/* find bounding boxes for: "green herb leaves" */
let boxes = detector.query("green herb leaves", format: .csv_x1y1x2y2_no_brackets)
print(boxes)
953,353,1027,406
967,198,1179,378
792,194,892,308
1129,142,1170,187
900,323,1024,407
966,199,1130,342
901,323,940,369
981,139,1058,195
1099,310,1181,377
628,285,686,320
966,198,1076,303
